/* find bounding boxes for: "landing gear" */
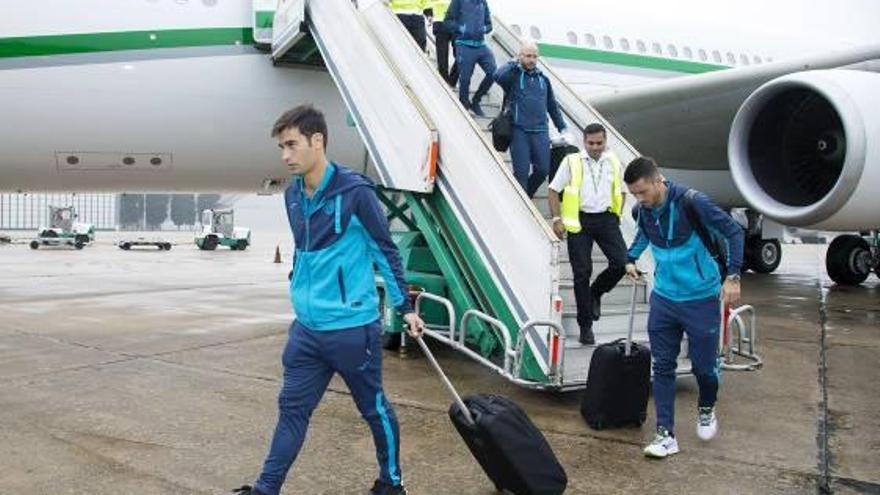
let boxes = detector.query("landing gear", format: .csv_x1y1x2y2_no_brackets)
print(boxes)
740,210,783,274
745,237,782,273
826,233,877,286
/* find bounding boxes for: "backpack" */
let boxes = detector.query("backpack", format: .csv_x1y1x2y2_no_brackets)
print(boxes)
681,189,729,280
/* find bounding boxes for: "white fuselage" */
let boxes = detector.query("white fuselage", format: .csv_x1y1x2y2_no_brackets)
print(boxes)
0,0,877,194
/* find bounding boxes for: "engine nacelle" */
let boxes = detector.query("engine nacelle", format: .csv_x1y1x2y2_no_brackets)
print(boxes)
729,70,880,230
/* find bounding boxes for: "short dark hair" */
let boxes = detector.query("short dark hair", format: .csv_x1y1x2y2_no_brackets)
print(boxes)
624,156,660,184
583,123,606,137
271,105,328,149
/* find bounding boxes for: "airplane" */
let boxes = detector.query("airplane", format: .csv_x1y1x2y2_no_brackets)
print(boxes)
0,0,878,286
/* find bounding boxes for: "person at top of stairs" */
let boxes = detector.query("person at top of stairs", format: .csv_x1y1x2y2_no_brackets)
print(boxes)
425,0,459,86
623,156,744,459
386,0,430,51
547,123,628,346
494,41,569,198
444,0,496,117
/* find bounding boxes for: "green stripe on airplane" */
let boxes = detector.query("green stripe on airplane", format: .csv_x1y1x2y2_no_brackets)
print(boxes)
0,28,254,59
538,42,728,74
0,27,729,74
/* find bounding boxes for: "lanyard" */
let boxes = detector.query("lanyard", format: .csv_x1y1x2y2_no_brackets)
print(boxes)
586,157,604,194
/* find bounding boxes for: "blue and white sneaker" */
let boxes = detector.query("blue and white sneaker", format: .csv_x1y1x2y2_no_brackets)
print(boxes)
643,427,680,458
697,406,719,441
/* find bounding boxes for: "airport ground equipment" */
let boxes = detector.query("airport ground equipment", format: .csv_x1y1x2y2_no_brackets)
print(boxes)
117,237,173,251
194,208,251,251
29,205,94,250
268,0,761,389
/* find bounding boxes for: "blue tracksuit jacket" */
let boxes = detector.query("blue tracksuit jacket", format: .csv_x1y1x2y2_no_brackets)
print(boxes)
493,61,566,133
444,0,492,47
627,180,744,302
285,163,413,330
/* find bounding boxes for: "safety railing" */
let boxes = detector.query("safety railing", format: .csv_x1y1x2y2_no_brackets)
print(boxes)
516,320,566,385
721,305,763,371
413,292,567,389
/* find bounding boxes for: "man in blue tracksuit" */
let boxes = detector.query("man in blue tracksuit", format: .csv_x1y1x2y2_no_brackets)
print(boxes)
494,42,568,198
235,106,425,495
623,157,743,459
444,0,495,116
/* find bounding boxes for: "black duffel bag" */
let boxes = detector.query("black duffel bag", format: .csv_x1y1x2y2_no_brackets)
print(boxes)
490,93,513,152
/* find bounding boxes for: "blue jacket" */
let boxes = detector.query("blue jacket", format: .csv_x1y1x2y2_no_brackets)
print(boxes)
285,163,413,330
627,181,744,302
493,61,566,133
445,0,491,46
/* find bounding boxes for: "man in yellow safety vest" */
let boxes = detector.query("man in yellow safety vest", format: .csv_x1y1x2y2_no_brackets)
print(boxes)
548,123,627,345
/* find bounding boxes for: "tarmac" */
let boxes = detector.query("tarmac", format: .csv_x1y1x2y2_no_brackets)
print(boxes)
0,231,877,495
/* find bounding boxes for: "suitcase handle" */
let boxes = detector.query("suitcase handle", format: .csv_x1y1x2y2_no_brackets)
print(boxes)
414,336,476,426
625,277,646,357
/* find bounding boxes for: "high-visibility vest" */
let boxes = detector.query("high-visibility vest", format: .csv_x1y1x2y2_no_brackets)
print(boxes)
560,151,624,233
389,0,426,14
425,0,450,20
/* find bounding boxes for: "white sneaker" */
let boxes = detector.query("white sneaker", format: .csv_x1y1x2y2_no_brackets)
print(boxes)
697,406,718,441
643,428,680,458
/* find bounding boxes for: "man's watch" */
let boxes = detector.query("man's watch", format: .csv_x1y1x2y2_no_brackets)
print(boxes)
725,274,741,283
551,216,561,223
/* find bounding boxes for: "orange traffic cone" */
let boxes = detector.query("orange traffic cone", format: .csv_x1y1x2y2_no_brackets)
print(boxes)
273,245,282,264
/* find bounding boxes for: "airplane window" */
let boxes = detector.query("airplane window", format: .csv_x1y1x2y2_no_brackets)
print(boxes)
530,26,542,40
567,31,578,44
511,24,522,36
603,35,613,49
683,47,693,59
753,55,763,64
726,52,736,65
740,54,750,65
712,50,722,63
698,49,708,61
667,44,678,57
620,38,631,51
652,42,662,55
585,33,596,47
636,40,646,53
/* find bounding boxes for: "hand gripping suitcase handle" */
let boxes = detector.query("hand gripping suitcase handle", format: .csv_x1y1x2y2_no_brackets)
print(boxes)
414,336,476,426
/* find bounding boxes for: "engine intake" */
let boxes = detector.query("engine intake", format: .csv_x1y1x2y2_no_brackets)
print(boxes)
729,70,880,230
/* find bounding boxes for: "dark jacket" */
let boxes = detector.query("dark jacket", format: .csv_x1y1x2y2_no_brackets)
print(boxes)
494,61,566,133
444,0,491,46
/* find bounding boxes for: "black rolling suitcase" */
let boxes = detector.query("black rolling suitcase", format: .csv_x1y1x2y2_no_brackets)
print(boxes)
581,282,651,430
414,337,567,495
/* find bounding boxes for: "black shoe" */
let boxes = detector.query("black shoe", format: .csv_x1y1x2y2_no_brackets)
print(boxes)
232,486,266,495
470,98,486,117
579,327,595,346
591,295,601,321
368,479,408,495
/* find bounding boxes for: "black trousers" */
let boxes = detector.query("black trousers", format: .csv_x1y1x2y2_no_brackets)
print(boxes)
398,14,427,51
433,23,459,85
567,211,628,329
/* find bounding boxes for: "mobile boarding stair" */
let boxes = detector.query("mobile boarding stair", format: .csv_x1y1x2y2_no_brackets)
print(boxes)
266,0,762,390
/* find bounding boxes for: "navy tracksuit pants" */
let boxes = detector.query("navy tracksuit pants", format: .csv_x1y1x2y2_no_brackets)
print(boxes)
648,292,721,435
254,320,401,494
456,44,496,108
510,128,550,198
